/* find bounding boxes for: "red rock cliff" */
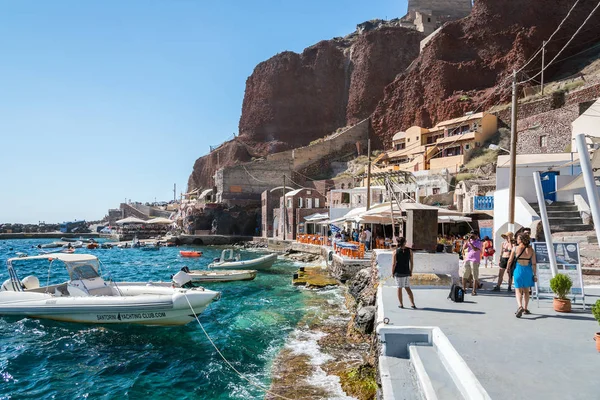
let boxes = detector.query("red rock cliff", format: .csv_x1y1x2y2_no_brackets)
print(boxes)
189,26,423,190
372,0,600,146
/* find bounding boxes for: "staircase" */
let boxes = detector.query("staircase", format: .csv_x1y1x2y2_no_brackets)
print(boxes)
530,201,592,232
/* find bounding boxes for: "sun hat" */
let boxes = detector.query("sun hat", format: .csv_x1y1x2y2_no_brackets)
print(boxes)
501,231,514,238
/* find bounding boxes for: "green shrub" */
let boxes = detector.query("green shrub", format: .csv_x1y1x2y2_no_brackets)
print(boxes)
549,273,572,299
455,173,477,182
592,299,600,326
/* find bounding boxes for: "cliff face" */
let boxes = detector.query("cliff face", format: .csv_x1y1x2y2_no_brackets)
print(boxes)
188,26,423,190
372,0,600,146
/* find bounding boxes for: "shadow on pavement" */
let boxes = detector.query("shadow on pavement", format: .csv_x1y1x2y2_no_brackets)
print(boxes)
419,307,485,315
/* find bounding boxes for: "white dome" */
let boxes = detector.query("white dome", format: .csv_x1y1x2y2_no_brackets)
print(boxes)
392,131,406,141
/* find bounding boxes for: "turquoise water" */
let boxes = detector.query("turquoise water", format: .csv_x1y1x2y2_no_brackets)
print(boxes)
0,239,318,399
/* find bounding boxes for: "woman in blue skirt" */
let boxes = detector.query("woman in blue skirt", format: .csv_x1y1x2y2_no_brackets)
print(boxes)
507,232,537,318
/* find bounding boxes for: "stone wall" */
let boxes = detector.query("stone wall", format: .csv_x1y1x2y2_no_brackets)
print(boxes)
516,104,579,154
266,119,369,171
215,160,296,207
406,0,472,21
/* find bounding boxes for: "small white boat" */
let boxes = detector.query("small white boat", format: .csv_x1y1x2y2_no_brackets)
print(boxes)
0,253,220,326
41,242,62,249
208,249,277,271
172,268,257,285
62,241,83,249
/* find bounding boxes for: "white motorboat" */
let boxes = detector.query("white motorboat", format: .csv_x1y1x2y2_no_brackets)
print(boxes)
208,249,277,271
62,241,83,249
40,242,62,249
172,268,257,285
0,253,220,326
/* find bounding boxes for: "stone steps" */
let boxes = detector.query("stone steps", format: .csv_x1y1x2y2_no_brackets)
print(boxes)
411,344,463,400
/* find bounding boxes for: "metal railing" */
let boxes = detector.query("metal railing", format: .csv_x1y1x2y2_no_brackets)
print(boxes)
474,196,494,210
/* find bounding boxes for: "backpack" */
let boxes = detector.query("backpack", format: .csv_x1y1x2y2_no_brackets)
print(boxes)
448,284,464,303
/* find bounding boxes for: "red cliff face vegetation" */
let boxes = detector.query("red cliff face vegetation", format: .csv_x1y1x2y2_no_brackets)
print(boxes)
371,0,600,146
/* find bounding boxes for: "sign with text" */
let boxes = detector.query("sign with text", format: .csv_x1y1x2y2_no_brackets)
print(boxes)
533,242,584,295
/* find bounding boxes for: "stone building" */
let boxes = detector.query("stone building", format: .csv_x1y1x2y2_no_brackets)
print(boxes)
271,188,328,240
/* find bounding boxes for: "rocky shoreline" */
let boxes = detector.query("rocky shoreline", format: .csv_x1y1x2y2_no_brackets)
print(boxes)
266,254,379,400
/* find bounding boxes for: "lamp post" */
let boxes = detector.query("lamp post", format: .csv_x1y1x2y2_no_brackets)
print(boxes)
508,70,519,233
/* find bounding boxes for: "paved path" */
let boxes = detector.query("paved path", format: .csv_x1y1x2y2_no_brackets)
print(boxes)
380,278,599,400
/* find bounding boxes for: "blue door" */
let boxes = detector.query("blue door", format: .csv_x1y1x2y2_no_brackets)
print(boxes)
479,227,493,241
541,171,559,202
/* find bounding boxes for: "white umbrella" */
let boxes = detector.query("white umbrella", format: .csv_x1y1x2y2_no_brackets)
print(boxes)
145,217,173,225
116,217,147,225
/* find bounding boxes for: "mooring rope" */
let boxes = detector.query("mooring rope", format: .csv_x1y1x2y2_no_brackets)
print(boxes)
183,293,295,400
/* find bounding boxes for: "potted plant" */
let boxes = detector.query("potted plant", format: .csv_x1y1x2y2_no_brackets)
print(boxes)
592,299,600,352
549,273,573,312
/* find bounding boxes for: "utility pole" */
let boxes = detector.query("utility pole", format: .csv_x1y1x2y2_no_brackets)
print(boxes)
283,174,287,241
173,184,176,202
541,40,546,96
366,132,372,210
508,70,519,233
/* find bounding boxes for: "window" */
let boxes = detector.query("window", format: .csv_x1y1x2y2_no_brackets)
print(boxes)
341,183,345,189
427,17,431,22
307,190,312,195
287,199,292,208
432,188,440,195
465,144,470,150
407,138,410,142
540,135,548,147
342,193,350,204
307,198,312,209
315,198,320,208
298,198,303,208
357,195,362,204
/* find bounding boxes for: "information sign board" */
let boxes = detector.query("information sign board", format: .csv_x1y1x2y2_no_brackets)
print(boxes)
532,242,585,304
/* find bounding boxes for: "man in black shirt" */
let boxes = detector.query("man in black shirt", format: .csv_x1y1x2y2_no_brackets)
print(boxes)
391,237,416,309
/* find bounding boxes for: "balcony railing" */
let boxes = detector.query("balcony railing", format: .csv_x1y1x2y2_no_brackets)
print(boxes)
474,196,494,211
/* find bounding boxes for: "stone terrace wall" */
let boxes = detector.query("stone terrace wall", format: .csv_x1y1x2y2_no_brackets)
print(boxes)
516,105,579,154
266,119,369,171
216,160,296,206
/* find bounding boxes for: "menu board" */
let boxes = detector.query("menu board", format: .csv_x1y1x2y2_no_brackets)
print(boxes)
533,242,584,296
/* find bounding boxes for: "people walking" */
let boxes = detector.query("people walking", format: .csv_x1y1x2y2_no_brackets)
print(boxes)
462,231,482,296
482,236,494,267
359,228,367,248
507,232,537,318
365,228,372,251
391,237,416,309
493,232,514,292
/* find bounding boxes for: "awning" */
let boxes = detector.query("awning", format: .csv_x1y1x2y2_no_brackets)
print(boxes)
438,215,472,223
558,151,600,192
116,217,147,225
303,213,329,222
145,217,173,224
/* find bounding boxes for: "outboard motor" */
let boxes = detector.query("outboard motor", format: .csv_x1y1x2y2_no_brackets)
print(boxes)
172,271,193,288
1,279,17,291
21,276,40,290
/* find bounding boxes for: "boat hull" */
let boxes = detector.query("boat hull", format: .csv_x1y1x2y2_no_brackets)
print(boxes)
209,253,277,271
187,269,257,283
0,283,219,326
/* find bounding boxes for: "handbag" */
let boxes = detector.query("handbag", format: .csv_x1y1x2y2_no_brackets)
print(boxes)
507,247,526,274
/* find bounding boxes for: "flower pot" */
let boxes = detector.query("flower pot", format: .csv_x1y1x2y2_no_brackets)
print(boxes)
595,333,600,353
553,298,572,313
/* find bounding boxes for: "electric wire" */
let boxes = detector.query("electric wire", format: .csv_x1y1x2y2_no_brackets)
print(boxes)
516,0,582,73
518,0,600,85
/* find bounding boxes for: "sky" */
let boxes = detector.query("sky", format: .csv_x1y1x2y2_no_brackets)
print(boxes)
0,0,407,224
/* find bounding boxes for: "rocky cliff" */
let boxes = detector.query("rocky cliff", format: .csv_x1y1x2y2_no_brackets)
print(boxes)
189,0,600,190
372,0,600,146
188,26,423,190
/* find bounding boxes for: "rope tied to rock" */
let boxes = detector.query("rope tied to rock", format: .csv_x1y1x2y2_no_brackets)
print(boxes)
182,293,295,400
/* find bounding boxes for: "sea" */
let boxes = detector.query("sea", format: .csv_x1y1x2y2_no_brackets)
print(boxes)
0,239,347,400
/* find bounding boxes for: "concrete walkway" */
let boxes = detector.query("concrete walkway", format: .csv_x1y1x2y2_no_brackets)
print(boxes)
380,277,599,399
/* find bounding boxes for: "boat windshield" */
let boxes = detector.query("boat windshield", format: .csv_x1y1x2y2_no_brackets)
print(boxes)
66,260,101,280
